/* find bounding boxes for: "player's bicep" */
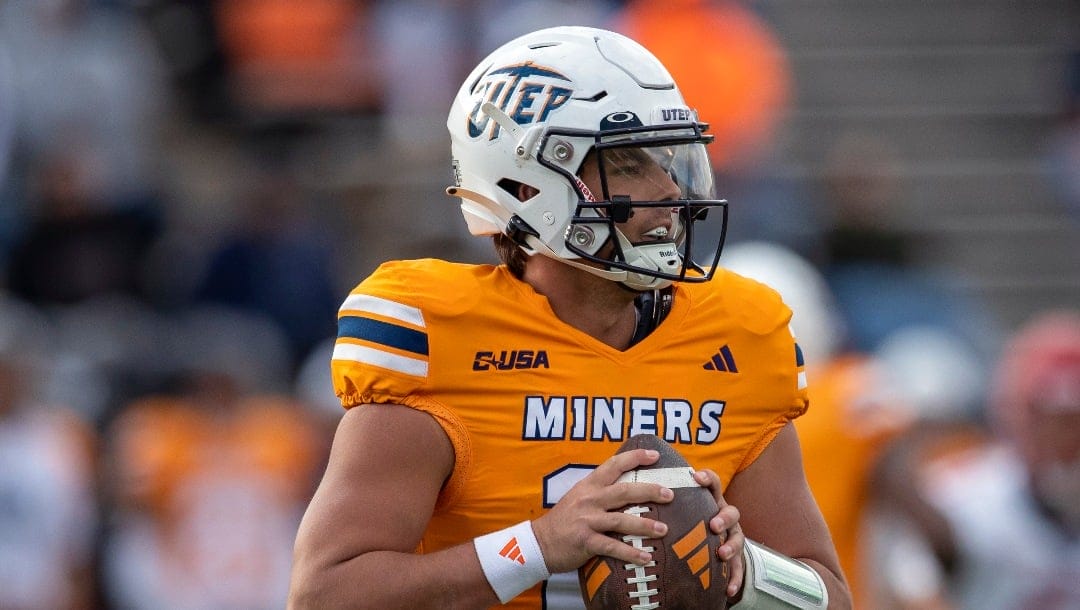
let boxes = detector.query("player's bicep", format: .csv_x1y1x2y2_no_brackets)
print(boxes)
724,422,840,569
293,403,454,567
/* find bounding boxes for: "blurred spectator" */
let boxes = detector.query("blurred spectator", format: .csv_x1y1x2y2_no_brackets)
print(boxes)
0,295,100,609
47,295,171,423
1045,50,1080,224
817,131,1001,361
615,0,791,174
0,0,168,203
0,0,168,310
191,172,341,368
722,241,922,608
101,318,323,609
130,0,232,123
869,310,1080,609
614,1,814,260
5,148,161,305
0,44,16,255
369,0,475,160
476,0,620,52
213,0,377,119
819,132,910,270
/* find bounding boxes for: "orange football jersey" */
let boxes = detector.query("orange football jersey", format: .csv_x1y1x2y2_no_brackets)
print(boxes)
796,354,914,608
331,259,809,609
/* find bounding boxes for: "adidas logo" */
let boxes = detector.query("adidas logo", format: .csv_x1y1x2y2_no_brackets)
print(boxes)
702,345,738,372
498,537,526,565
672,521,714,590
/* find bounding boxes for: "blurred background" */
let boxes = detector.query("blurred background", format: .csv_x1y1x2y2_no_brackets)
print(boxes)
0,0,1077,608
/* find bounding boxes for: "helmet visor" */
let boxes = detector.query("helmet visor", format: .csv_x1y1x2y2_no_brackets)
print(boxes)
564,134,727,283
597,138,717,202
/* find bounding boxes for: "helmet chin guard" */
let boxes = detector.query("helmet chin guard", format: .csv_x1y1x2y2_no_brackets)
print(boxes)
447,26,729,288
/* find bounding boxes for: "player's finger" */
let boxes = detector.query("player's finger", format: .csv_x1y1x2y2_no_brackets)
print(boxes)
584,530,655,566
590,448,661,484
693,468,724,503
710,503,740,541
603,480,674,510
706,500,744,596
721,523,746,597
593,506,668,540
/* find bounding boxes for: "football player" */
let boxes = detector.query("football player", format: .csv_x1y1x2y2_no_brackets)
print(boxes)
868,311,1080,609
288,26,851,610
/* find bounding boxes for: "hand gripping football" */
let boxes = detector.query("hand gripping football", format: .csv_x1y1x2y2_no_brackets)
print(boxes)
578,434,729,610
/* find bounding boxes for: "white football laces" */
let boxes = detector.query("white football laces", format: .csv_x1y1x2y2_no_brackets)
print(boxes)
621,505,660,610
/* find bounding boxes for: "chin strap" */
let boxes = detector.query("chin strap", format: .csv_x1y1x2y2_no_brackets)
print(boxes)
629,286,673,347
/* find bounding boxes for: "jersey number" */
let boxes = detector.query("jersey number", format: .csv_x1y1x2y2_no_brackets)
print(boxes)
541,465,596,610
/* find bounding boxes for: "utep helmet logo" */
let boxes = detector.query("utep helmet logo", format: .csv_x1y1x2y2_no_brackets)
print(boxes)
466,62,574,140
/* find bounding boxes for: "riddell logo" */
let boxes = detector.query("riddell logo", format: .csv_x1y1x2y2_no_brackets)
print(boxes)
498,537,526,565
702,345,738,373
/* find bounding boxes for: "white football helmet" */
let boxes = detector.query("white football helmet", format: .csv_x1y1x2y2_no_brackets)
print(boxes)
446,26,728,291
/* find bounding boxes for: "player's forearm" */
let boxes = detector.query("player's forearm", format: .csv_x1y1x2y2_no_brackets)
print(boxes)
798,557,852,610
287,543,499,610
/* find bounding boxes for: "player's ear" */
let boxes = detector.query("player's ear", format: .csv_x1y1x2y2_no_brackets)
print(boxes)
517,183,539,201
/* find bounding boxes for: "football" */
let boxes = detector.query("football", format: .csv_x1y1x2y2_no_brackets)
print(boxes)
578,434,729,610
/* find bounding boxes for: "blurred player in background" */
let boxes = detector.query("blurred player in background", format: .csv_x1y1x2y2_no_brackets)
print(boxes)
0,296,99,610
870,310,1080,609
102,308,323,609
721,241,901,608
289,26,850,609
722,241,977,609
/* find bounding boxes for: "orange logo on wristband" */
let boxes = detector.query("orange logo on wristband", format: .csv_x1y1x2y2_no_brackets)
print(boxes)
499,537,526,565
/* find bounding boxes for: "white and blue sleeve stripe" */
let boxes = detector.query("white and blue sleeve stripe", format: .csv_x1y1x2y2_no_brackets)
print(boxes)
333,294,429,377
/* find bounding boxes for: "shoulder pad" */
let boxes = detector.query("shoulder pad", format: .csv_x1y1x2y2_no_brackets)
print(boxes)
355,259,487,318
714,268,793,336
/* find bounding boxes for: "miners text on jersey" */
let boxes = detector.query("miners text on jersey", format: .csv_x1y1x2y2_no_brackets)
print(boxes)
521,394,726,444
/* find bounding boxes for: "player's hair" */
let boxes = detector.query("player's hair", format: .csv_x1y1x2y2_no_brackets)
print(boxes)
493,233,527,278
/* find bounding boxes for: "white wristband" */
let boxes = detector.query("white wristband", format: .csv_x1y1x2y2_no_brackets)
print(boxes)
473,520,551,604
733,539,828,609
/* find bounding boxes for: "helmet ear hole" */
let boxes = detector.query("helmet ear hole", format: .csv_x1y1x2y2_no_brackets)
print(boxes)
497,178,539,202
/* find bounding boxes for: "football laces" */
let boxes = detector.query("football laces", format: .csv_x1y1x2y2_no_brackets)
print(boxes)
621,505,660,610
